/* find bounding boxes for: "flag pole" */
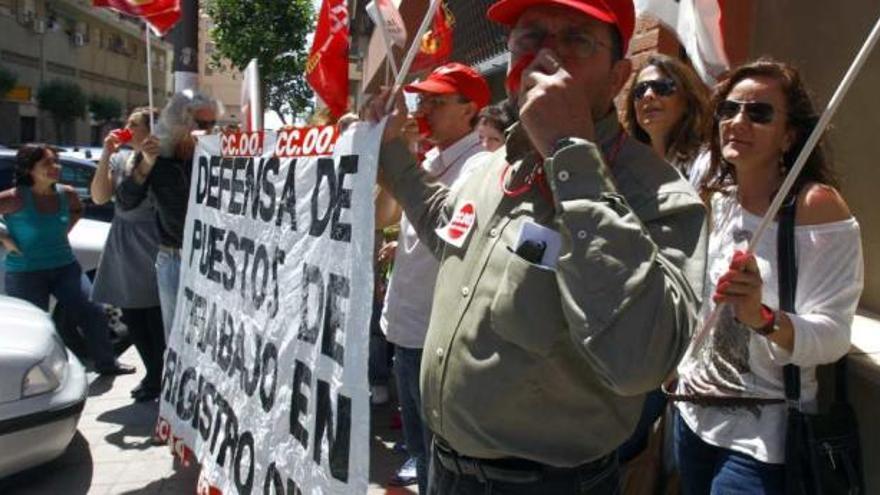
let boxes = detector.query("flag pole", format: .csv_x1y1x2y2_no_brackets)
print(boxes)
144,22,156,130
384,0,443,112
681,13,880,368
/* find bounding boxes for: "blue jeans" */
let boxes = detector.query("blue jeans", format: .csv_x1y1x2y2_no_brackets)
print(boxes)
369,301,391,386
675,412,785,495
155,248,181,341
5,262,116,369
394,346,430,493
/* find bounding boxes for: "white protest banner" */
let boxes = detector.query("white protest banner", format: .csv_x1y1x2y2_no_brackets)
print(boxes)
157,120,386,494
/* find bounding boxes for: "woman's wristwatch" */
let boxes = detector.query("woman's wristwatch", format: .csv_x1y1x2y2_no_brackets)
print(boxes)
752,304,781,336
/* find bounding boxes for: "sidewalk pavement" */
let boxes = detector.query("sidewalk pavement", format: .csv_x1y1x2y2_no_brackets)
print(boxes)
0,347,417,494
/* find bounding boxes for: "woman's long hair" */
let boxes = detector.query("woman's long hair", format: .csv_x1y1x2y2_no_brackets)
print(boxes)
129,106,160,133
702,58,838,194
14,144,57,187
622,54,711,164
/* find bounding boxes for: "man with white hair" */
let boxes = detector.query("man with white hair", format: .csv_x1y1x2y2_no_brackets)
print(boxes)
116,89,223,335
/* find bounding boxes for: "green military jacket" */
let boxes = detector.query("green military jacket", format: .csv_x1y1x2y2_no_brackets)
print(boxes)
380,113,708,466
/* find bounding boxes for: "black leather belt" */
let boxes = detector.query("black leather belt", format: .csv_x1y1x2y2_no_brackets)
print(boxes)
433,440,614,484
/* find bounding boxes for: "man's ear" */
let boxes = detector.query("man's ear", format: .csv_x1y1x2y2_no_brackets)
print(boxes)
610,58,633,97
463,101,479,125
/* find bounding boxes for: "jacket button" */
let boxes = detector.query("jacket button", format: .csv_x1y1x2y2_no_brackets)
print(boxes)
461,286,470,297
489,228,499,238
577,230,588,240
557,170,570,182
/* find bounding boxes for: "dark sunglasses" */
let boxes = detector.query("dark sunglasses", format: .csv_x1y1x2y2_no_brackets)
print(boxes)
195,119,216,130
633,78,677,100
715,100,775,124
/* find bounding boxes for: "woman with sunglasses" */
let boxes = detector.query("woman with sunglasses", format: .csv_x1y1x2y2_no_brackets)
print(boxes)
116,90,223,337
623,54,711,188
673,59,863,494
90,107,167,401
0,144,134,375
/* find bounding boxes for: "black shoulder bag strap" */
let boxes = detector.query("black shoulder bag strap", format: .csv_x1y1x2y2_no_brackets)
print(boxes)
780,192,849,407
778,191,809,495
779,192,800,404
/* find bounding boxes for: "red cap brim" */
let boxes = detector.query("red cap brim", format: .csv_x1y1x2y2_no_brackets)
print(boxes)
403,79,457,95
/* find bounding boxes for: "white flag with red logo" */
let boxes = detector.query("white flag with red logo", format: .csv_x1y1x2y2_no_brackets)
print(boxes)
635,0,730,83
366,0,407,48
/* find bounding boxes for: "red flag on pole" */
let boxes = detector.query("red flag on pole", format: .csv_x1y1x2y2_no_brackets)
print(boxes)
411,2,454,72
307,0,350,119
92,0,181,36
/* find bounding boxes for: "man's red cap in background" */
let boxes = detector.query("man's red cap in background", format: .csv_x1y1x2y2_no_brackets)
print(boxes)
403,63,491,110
486,0,635,55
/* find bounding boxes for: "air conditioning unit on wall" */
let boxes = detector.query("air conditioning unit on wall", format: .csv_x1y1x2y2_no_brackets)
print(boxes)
33,18,46,34
18,9,35,25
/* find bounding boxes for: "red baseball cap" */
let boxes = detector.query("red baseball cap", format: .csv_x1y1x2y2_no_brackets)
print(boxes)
486,0,635,55
403,63,491,110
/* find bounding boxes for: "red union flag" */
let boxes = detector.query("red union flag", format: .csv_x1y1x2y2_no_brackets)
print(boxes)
307,0,350,119
92,0,181,36
411,1,454,72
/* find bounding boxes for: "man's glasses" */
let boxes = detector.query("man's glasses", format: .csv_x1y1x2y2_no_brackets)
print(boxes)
416,95,467,109
508,27,611,59
633,78,677,100
716,100,776,124
195,119,216,130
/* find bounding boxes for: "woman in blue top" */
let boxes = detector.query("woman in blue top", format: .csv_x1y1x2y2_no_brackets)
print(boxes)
0,144,134,375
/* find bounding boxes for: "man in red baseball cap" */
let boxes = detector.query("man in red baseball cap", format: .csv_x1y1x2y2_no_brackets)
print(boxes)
375,61,490,493
403,62,490,149
368,1,706,493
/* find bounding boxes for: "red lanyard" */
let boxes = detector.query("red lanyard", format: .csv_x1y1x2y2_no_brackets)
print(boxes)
500,131,627,204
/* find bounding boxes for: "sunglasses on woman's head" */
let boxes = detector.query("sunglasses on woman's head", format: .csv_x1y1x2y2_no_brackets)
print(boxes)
715,100,775,124
633,78,677,100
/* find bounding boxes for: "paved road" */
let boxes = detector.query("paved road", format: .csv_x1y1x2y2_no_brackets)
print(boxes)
0,348,417,494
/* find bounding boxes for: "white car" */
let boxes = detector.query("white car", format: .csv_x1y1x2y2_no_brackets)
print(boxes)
0,295,88,478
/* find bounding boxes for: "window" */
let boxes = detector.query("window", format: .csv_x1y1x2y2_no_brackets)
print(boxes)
60,161,95,190
0,158,15,190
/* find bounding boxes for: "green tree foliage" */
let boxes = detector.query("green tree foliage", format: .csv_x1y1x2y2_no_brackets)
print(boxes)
0,65,16,98
89,94,123,127
37,80,87,144
205,0,314,123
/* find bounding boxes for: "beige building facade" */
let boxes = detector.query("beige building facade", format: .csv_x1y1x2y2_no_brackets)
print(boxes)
0,0,172,145
198,12,241,127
